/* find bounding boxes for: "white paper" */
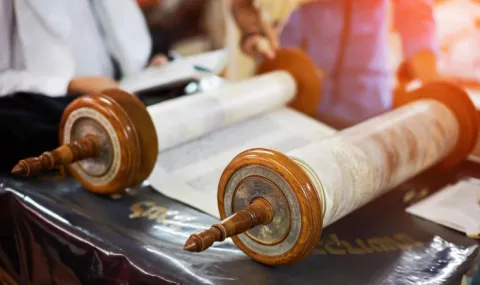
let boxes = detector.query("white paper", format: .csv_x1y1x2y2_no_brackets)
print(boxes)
119,49,226,93
148,107,336,217
406,179,480,238
288,100,460,226
147,71,296,151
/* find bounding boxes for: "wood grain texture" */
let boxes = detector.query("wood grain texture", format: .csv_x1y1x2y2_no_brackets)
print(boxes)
101,89,158,188
217,148,323,265
12,89,157,194
183,198,273,252
57,90,158,195
257,47,323,117
12,136,99,176
395,82,479,170
60,94,138,194
207,82,477,266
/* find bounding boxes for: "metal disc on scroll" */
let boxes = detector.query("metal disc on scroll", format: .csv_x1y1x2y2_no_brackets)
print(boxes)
216,148,323,265
59,90,158,194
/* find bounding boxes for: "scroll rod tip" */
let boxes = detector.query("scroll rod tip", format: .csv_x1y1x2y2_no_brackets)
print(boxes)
11,163,27,176
183,235,203,252
183,198,274,254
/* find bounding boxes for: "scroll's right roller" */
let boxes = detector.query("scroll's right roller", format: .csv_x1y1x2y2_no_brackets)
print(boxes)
394,61,480,158
184,81,479,266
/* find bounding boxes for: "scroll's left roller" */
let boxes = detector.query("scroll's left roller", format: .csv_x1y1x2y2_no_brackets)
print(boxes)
11,48,322,195
11,89,158,195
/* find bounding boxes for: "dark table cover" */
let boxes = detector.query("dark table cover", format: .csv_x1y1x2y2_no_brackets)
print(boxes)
1,158,479,285
1,80,480,284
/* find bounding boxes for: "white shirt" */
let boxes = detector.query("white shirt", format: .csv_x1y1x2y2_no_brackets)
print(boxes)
0,0,151,97
63,0,115,78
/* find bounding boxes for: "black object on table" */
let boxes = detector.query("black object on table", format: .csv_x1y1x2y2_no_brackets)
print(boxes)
0,87,479,285
0,78,197,174
1,160,479,285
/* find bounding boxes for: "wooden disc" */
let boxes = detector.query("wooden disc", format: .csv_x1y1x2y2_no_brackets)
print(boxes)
396,82,479,170
59,90,157,194
218,148,323,265
257,47,322,117
100,89,158,187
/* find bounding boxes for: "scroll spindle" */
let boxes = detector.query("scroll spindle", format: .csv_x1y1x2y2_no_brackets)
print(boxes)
183,82,479,266
7,48,318,195
184,198,273,252
11,135,100,176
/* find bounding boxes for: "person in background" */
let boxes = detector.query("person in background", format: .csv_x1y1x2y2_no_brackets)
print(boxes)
0,0,167,172
140,0,208,55
0,0,167,97
230,0,444,125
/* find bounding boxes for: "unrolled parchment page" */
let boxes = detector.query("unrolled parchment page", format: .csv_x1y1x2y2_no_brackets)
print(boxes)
406,179,480,238
147,71,296,152
148,107,336,217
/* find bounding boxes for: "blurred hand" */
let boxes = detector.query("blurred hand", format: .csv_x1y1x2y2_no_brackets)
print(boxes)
409,50,446,84
149,54,169,67
67,76,119,95
232,0,278,59
241,32,277,59
136,0,161,10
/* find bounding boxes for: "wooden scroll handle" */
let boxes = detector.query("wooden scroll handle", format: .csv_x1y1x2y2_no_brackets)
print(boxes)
184,198,273,252
11,136,100,176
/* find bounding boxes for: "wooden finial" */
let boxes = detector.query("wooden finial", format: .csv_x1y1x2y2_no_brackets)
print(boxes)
11,136,99,176
257,48,322,117
183,198,273,252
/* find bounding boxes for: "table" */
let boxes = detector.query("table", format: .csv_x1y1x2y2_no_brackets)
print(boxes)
1,157,479,284
1,67,479,284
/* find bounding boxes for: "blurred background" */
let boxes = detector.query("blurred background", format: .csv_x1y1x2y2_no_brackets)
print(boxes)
136,0,480,82
136,0,226,56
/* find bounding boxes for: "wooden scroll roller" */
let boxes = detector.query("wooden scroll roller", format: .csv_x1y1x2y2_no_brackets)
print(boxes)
184,81,479,265
12,90,159,194
394,61,480,158
11,47,322,195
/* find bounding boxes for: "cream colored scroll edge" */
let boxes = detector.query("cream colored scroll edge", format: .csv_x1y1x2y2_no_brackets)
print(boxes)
146,71,296,152
287,99,460,227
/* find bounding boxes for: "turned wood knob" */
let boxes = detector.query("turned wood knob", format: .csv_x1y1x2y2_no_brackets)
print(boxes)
185,148,323,266
11,89,158,195
184,198,273,252
184,82,479,266
12,136,99,176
